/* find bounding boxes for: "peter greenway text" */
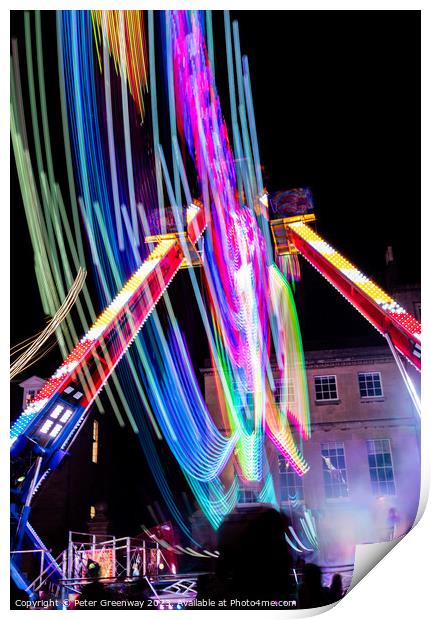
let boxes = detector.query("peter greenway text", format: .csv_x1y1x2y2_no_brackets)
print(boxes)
14,598,298,609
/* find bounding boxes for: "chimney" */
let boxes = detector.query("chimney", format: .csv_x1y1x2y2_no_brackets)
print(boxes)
384,244,398,291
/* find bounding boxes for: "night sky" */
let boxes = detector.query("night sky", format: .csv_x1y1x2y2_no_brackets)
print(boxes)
10,11,420,529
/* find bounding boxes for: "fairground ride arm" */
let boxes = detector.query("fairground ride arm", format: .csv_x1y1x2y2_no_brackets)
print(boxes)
10,206,206,486
271,216,421,372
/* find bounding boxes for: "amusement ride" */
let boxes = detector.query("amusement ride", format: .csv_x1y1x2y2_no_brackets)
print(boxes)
10,10,421,600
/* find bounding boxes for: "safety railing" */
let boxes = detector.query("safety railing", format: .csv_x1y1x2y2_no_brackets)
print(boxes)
65,531,170,584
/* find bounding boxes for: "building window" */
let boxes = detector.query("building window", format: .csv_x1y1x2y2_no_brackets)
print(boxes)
26,389,39,407
232,383,254,416
90,505,96,519
367,439,395,496
92,420,99,464
358,372,383,399
321,442,348,498
314,375,338,401
278,455,304,502
275,378,295,409
238,486,258,504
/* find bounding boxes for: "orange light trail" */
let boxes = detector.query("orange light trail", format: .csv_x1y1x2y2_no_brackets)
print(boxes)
92,10,148,119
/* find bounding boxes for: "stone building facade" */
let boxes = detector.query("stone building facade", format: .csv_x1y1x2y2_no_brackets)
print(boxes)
201,345,421,566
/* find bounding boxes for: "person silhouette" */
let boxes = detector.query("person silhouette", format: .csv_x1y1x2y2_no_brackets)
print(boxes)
298,563,331,609
196,506,295,608
328,573,344,603
78,560,111,609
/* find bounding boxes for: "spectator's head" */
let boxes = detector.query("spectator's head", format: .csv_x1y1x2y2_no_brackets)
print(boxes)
303,563,322,590
296,557,306,570
216,506,292,600
299,563,332,609
87,560,101,579
330,573,343,597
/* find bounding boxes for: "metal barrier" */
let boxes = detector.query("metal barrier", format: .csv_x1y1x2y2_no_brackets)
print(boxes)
10,548,78,601
65,531,169,584
11,531,354,604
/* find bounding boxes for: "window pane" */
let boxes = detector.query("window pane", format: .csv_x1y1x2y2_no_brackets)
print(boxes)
315,376,338,400
321,442,348,498
278,456,304,503
359,372,383,398
384,453,392,466
376,468,386,481
367,439,395,496
379,482,388,496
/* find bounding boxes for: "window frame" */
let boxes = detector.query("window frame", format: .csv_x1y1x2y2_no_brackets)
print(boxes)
321,441,349,500
314,374,339,402
358,371,384,400
237,486,259,505
278,455,304,503
26,388,40,406
274,377,296,409
91,419,99,464
366,438,396,497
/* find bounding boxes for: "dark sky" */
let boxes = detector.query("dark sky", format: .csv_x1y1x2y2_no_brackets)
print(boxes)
228,10,421,348
11,10,420,366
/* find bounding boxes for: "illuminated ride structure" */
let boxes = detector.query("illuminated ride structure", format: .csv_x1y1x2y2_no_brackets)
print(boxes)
10,10,421,599
10,202,421,592
271,214,421,374
10,206,207,592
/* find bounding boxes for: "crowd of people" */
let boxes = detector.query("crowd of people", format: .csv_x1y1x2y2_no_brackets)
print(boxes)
195,505,347,609
11,506,347,610
296,561,345,608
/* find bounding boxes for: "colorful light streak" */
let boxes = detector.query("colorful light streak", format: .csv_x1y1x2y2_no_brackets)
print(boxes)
170,11,309,490
268,265,311,441
11,17,116,420
11,10,312,545
171,11,269,482
92,11,148,121
10,207,205,442
10,268,86,380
